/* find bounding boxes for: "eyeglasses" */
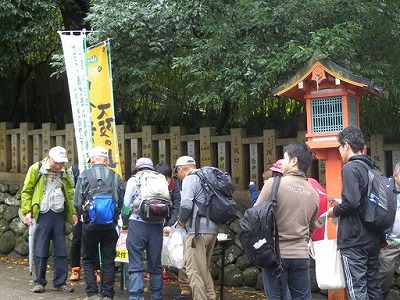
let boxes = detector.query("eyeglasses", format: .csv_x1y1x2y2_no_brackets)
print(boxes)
337,144,342,149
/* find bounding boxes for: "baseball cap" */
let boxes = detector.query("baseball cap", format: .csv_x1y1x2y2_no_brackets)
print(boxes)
88,146,108,159
174,156,196,173
134,157,154,171
269,159,283,174
48,146,68,163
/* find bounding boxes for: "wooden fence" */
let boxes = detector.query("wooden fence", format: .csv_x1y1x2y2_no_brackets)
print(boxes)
0,122,399,204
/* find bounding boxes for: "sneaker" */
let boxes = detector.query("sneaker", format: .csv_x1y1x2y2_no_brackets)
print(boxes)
70,267,81,281
32,284,44,293
175,295,190,300
162,267,169,281
95,269,101,283
51,284,74,293
102,297,113,300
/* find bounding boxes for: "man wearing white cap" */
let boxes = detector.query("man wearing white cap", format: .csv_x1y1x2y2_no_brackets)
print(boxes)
21,146,78,294
174,155,218,300
74,146,125,300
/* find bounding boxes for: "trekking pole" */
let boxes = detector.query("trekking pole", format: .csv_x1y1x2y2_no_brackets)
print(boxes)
98,243,102,289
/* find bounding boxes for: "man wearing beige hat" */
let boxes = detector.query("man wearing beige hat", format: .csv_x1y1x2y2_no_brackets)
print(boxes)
74,146,125,300
21,146,78,294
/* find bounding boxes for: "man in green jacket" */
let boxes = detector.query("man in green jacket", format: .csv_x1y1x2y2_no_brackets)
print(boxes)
21,146,78,294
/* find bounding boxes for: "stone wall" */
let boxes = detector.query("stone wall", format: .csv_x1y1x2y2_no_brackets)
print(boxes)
0,182,73,259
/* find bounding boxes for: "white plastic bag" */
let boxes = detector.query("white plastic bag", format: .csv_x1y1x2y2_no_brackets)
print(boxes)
167,225,186,269
309,215,345,290
161,236,171,266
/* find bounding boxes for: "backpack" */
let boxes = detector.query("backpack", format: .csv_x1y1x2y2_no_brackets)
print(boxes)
194,166,238,225
134,170,172,222
190,166,237,247
238,176,283,277
82,169,116,226
356,160,396,232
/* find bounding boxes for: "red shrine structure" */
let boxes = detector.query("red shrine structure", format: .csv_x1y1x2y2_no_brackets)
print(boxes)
271,50,387,300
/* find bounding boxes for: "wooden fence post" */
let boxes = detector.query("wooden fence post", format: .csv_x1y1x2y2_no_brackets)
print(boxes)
65,123,76,164
199,127,215,167
231,128,246,190
370,134,385,174
42,123,57,157
20,122,34,173
0,122,12,172
170,126,185,166
263,129,279,170
142,125,156,159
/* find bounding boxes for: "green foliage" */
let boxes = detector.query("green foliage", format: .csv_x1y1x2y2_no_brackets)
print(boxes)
0,0,64,124
1,0,400,141
83,0,400,138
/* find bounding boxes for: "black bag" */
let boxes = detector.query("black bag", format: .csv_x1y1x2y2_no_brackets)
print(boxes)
356,160,396,232
194,166,238,224
238,176,283,277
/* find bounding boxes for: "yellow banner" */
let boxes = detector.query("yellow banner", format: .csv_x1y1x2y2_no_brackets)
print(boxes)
87,42,122,177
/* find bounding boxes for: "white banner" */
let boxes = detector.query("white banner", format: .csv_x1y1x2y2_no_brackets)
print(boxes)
58,32,92,171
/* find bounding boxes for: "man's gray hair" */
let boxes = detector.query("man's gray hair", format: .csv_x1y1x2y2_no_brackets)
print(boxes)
394,162,400,176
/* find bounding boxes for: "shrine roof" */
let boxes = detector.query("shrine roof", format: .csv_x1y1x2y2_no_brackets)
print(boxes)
271,50,388,101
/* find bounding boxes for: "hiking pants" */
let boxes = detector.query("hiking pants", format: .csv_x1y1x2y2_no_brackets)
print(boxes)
34,210,68,287
341,245,383,300
379,241,400,295
127,219,163,300
185,233,217,300
82,224,119,299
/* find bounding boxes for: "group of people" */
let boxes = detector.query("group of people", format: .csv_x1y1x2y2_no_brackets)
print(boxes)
250,126,399,300
20,144,209,300
19,125,400,300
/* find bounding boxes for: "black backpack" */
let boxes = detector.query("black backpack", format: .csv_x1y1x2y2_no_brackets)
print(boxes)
238,176,283,277
191,166,238,246
356,160,396,232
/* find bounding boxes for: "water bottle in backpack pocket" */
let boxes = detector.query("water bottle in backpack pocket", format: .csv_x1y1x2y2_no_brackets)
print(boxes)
365,193,378,223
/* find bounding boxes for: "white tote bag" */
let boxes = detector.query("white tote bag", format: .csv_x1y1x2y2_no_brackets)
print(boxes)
309,215,346,290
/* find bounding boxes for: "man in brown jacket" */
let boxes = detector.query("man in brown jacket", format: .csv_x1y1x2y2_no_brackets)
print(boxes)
254,142,319,300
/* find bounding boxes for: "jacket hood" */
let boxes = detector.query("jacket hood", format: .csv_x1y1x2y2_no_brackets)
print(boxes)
348,154,374,167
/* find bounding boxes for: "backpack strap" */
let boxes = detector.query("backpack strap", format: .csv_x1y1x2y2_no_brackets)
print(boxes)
353,159,373,196
30,161,43,214
86,168,115,190
71,164,80,184
32,161,43,191
269,176,284,298
269,175,281,205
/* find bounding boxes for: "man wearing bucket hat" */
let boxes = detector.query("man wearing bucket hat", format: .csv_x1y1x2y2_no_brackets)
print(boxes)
21,146,78,294
123,157,170,300
74,146,125,300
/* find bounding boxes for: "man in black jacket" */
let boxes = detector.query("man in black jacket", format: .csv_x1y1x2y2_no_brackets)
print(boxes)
328,126,383,300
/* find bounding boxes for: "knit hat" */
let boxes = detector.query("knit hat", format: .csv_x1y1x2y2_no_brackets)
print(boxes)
134,157,154,171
